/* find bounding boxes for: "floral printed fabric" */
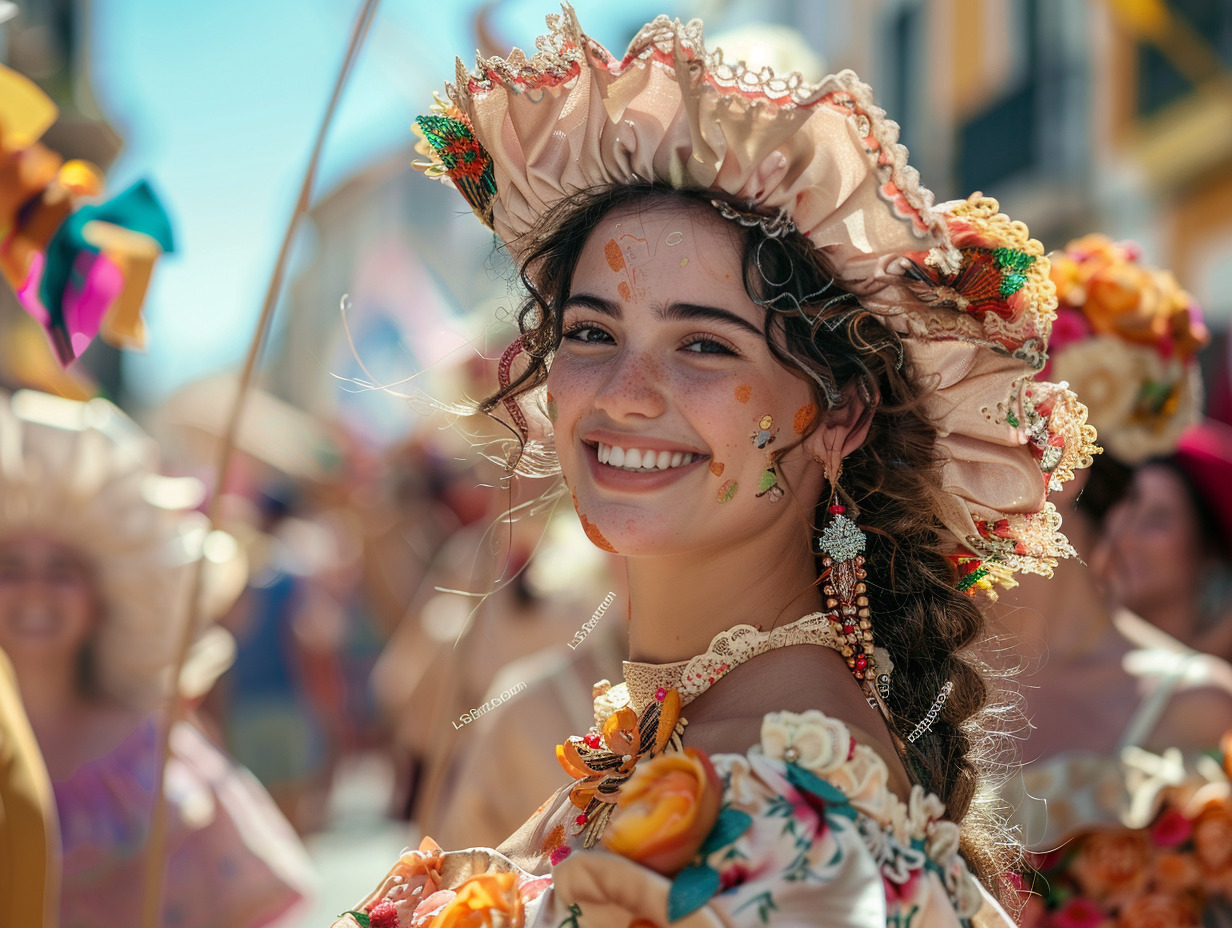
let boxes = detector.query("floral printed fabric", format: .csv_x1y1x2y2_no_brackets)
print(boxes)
334,709,1007,927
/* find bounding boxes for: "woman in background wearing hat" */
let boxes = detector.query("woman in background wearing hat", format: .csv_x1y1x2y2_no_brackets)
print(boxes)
1105,420,1232,663
0,391,314,928
994,236,1232,927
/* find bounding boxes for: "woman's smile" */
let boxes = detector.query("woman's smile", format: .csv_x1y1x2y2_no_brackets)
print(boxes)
546,200,828,556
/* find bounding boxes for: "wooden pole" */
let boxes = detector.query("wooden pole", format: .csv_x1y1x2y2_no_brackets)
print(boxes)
140,2,381,924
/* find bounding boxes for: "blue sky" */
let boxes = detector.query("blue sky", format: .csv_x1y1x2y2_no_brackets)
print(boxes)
88,0,686,402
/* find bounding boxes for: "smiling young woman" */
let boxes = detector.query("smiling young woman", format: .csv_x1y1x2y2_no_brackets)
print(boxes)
333,8,1099,928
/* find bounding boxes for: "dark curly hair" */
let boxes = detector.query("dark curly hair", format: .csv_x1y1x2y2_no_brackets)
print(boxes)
481,183,1016,897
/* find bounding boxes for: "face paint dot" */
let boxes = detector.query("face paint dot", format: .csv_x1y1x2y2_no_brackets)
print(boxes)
735,384,752,404
604,238,625,273
546,391,558,423
580,514,617,553
572,491,617,553
793,403,818,435
680,257,689,267
709,460,724,477
717,480,738,504
759,415,774,430
665,230,684,246
617,281,632,302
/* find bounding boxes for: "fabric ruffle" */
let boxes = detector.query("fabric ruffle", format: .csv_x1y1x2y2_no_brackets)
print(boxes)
415,4,1098,583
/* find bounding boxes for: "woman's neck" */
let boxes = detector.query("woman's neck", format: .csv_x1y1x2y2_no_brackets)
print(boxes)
625,526,822,662
14,658,86,728
1132,595,1204,646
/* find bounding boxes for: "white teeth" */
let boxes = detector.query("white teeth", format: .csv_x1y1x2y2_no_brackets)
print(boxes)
595,444,699,472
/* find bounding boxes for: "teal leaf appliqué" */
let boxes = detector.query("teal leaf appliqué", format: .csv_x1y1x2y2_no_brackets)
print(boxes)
668,864,722,922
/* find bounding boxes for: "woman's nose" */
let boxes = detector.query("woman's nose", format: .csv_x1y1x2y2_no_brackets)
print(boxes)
592,348,668,421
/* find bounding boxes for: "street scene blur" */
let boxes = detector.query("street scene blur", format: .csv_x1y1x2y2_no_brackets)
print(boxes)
2,0,1232,925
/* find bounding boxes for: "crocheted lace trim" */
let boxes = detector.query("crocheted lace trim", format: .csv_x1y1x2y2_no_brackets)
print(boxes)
618,612,843,715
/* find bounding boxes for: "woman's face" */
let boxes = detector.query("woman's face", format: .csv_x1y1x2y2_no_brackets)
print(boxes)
0,536,99,665
545,201,830,557
1104,464,1207,616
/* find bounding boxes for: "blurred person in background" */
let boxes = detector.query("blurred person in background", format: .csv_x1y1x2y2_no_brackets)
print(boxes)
426,511,621,849
989,236,1232,926
0,390,314,928
213,485,346,836
1103,421,1232,663
371,423,614,835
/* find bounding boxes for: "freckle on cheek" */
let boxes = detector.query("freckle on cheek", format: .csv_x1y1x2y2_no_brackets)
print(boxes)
793,403,818,434
717,480,738,503
735,384,751,403
604,239,625,273
709,460,724,477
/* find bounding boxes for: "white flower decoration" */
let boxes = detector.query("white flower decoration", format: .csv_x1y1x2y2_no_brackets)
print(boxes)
760,710,851,774
926,819,961,864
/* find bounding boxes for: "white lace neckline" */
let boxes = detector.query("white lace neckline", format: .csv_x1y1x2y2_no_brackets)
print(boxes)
616,611,846,715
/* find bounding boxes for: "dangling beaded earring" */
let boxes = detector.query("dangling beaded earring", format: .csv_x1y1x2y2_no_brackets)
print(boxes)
814,464,886,701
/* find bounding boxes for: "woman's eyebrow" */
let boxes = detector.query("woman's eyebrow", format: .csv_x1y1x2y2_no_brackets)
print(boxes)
563,294,761,337
562,293,622,317
659,302,762,336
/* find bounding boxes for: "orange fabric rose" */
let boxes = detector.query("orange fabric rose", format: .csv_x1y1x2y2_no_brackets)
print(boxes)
1192,799,1232,879
1069,829,1153,902
601,748,721,876
428,872,523,928
1115,892,1200,928
1151,851,1201,895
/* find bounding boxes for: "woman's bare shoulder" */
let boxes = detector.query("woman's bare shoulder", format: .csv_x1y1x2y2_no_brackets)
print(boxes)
679,644,913,796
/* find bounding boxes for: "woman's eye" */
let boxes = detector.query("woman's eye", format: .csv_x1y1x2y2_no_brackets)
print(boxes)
681,336,737,356
562,325,614,345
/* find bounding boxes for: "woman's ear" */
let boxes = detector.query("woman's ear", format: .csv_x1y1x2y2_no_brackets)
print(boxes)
802,387,874,478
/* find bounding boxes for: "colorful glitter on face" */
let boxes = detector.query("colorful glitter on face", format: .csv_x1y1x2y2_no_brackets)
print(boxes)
755,466,783,502
604,238,625,273
735,384,752,403
709,460,724,477
793,403,818,435
752,415,776,450
572,490,617,553
716,480,738,503
581,514,617,552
